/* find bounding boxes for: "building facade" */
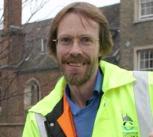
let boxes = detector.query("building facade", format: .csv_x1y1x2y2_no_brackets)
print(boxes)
120,0,153,70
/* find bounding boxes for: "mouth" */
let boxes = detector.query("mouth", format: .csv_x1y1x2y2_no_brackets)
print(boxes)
62,54,90,67
66,62,86,66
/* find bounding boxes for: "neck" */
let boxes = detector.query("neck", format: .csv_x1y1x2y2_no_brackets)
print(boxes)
68,68,98,108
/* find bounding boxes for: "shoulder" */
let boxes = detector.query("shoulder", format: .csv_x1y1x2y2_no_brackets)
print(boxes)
29,76,66,116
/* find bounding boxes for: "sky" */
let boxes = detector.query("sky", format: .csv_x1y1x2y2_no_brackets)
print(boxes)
22,0,120,23
0,0,120,24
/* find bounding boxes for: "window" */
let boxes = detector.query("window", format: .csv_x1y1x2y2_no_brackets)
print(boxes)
134,47,153,70
24,79,40,110
135,0,153,22
40,38,48,54
139,0,153,19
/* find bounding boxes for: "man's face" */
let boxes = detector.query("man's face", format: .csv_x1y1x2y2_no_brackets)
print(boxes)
56,13,100,86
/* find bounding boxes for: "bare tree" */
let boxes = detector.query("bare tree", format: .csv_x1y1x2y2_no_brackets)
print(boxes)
22,0,50,23
0,0,50,26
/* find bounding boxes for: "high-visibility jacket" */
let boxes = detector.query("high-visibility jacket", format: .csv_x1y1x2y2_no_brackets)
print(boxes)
22,61,153,137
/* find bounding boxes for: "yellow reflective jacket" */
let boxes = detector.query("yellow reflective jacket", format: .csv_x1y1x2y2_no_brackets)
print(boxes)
22,61,153,137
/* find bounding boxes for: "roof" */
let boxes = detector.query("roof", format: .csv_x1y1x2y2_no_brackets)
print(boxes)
101,3,120,29
18,19,57,72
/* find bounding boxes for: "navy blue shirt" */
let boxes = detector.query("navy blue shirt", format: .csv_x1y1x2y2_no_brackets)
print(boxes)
65,69,103,137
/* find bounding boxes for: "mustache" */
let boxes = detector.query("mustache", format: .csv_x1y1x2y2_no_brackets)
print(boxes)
62,54,90,64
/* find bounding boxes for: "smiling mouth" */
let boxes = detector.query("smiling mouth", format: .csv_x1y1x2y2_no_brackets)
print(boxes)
66,62,86,66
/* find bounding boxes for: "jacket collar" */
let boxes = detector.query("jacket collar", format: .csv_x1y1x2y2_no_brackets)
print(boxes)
99,60,135,92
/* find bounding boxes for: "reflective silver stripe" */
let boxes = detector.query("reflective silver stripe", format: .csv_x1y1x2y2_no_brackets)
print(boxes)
35,113,48,137
133,71,153,137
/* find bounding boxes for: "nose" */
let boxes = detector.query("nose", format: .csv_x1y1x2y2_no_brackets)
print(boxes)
69,39,82,56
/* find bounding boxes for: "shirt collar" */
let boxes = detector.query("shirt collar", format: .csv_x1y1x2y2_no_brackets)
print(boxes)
93,68,103,94
65,68,103,98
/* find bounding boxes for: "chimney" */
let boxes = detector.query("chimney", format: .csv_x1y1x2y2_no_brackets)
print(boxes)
0,0,24,66
4,0,22,32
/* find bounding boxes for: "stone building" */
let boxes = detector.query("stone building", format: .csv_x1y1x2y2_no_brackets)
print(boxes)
120,0,153,70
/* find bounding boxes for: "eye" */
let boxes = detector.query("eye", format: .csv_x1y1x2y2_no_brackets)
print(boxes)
59,37,72,45
80,36,93,45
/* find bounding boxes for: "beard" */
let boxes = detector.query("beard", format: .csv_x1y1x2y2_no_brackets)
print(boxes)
58,54,98,86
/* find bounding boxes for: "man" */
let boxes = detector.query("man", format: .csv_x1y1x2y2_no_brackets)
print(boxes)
22,2,153,137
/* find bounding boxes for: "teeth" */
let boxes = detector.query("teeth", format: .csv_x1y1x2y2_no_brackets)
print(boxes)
66,62,86,66
66,63,81,66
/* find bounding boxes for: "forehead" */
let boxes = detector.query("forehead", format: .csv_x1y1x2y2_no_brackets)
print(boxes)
57,13,99,36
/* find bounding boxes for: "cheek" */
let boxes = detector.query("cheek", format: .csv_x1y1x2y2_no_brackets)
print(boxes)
90,47,100,58
57,46,66,54
56,47,67,61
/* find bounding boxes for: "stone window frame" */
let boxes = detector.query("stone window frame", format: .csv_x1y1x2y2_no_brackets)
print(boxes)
24,78,41,110
134,45,153,70
134,0,153,22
